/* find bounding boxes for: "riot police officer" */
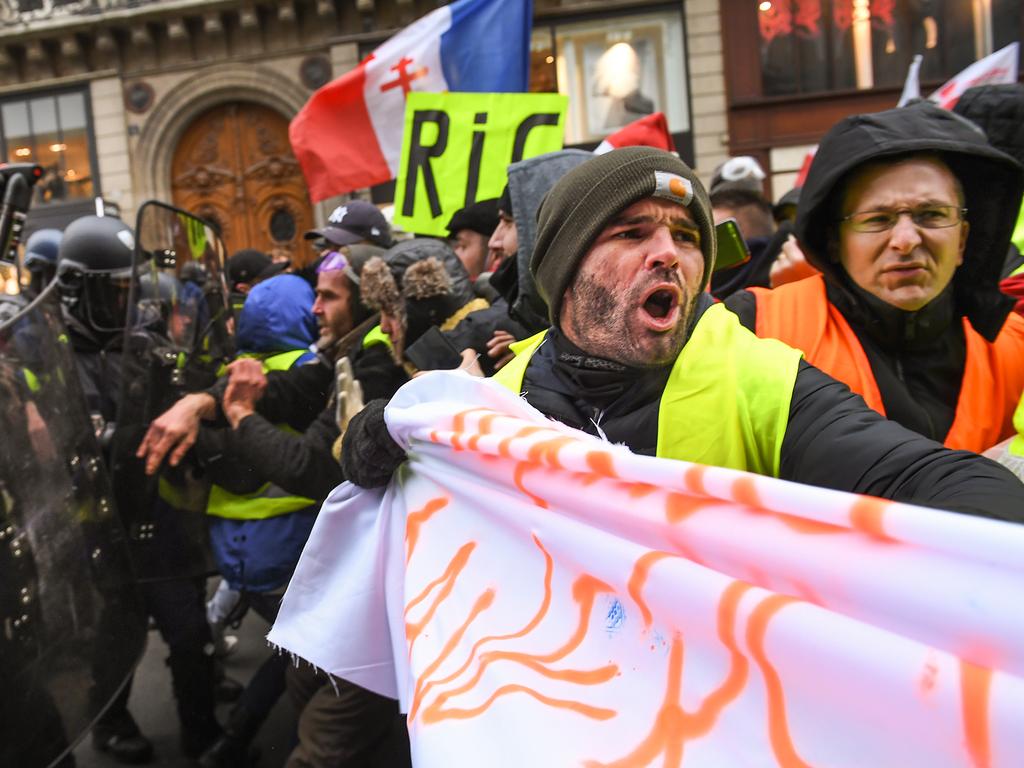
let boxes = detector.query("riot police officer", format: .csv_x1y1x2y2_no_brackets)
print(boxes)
57,214,221,763
22,228,62,299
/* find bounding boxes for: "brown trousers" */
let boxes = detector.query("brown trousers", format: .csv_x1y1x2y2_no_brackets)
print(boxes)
285,662,410,768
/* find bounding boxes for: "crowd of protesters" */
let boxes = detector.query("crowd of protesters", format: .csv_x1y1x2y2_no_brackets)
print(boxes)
39,82,1024,767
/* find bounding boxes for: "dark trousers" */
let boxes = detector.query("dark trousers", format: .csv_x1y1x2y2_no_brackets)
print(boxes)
284,663,410,768
96,577,219,752
225,589,289,737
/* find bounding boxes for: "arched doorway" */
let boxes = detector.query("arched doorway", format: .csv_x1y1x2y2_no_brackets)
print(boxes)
170,102,315,268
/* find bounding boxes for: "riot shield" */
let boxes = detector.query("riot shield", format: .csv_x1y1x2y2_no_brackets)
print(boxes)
0,284,147,768
110,201,232,582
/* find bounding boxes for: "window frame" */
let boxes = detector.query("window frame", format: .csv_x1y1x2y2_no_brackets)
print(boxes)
0,84,101,209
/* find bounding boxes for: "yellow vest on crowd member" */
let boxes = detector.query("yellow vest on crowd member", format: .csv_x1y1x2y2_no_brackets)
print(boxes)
362,325,393,351
493,303,802,477
206,348,317,521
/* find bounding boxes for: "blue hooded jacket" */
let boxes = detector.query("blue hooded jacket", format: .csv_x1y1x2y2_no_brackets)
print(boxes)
209,272,320,592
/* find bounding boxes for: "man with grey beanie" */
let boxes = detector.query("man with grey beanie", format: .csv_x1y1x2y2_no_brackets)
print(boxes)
343,147,1024,522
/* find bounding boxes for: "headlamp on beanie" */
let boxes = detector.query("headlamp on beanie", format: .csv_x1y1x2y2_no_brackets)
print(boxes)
530,146,717,326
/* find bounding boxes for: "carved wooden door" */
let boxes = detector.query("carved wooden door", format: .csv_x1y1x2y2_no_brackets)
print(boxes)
171,102,315,268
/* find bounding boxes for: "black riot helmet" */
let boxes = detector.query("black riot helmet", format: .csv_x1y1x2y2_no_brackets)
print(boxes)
57,215,136,334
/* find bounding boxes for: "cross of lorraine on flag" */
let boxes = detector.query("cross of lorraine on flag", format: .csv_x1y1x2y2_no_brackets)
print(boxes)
290,0,533,202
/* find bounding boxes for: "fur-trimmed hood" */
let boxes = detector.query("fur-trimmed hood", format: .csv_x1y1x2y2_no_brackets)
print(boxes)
359,238,477,346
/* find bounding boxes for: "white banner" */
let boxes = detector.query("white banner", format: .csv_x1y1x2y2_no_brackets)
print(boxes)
269,371,1024,767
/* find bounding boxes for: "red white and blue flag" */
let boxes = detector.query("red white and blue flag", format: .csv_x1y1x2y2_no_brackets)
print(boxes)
290,0,533,202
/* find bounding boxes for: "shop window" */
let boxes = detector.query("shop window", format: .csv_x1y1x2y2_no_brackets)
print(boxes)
0,88,97,205
530,10,689,146
758,0,1022,96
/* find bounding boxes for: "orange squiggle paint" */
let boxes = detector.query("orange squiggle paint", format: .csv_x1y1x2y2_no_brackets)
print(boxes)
404,541,475,622
583,631,687,768
666,491,709,523
405,497,449,564
466,413,501,451
426,683,616,723
497,425,549,458
849,496,894,541
527,435,577,469
626,482,657,499
628,551,674,629
415,535,554,707
409,588,495,722
451,407,495,433
746,594,811,768
422,574,613,719
586,450,618,478
960,660,992,768
686,581,752,735
734,477,844,535
514,462,549,508
684,464,709,495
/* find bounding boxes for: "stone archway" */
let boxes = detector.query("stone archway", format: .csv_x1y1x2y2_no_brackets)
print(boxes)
170,101,315,264
133,63,317,262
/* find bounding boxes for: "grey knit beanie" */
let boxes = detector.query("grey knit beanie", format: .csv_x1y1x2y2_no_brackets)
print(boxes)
531,146,716,325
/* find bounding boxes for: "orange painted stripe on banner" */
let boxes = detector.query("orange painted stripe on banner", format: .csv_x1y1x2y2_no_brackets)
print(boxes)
628,551,674,629
416,535,555,709
514,462,549,508
960,660,993,768
425,683,617,724
405,541,475,621
666,491,710,523
497,426,549,459
527,436,578,469
409,588,496,722
684,464,709,496
586,450,618,478
422,572,614,719
686,581,753,735
405,496,450,564
466,413,502,451
849,496,895,541
583,632,687,768
746,594,812,768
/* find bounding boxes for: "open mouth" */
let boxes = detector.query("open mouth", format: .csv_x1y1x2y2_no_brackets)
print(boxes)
640,285,681,330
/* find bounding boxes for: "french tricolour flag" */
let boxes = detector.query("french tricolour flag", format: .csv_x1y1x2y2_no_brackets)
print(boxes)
291,0,532,202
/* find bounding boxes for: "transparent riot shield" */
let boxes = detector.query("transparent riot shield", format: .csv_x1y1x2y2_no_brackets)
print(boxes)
110,201,233,582
0,284,147,768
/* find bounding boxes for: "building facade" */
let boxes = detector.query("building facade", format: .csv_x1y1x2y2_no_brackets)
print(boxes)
1,0,1015,265
0,0,728,265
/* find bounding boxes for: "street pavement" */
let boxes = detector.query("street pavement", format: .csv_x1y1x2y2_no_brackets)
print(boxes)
73,611,295,768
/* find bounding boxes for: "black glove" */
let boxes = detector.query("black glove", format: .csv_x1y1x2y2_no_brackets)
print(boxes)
340,398,407,488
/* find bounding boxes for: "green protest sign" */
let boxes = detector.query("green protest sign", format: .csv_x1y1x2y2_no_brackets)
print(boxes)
393,92,567,237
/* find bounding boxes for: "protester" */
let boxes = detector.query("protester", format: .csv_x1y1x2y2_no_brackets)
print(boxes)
951,82,1024,314
137,246,410,768
342,146,1024,520
446,197,500,283
361,238,485,370
195,273,320,767
726,103,1024,453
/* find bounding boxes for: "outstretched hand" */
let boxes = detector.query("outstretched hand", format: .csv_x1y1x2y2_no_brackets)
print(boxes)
136,392,215,475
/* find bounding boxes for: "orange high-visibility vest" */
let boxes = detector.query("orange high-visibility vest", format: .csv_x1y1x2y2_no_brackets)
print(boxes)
749,275,1024,452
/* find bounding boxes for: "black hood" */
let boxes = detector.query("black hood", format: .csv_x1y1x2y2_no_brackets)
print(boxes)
796,102,1024,339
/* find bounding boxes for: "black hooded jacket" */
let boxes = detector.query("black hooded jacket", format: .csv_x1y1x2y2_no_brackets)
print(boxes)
726,102,1024,444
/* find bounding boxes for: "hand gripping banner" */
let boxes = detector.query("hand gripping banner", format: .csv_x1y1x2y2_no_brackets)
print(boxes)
269,371,1024,767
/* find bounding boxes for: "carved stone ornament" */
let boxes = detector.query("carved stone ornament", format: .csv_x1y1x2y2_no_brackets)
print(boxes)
124,81,155,114
299,55,332,90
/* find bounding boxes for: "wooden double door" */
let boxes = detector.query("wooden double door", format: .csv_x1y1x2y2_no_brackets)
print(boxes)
171,102,316,268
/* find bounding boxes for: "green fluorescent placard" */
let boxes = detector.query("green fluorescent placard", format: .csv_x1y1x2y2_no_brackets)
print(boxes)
393,92,567,237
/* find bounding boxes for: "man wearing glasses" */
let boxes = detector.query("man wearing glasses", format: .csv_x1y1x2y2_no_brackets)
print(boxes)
726,103,1024,453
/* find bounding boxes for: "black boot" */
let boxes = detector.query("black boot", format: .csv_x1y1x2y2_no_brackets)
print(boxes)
167,649,222,758
198,703,261,768
92,706,154,765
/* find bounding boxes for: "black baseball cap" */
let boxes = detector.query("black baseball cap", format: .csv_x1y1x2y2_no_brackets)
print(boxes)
226,248,272,287
304,200,393,248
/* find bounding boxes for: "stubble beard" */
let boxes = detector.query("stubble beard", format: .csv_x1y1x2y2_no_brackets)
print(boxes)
567,272,693,369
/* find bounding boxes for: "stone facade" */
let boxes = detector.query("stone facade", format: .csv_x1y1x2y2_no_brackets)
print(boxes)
0,0,731,229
